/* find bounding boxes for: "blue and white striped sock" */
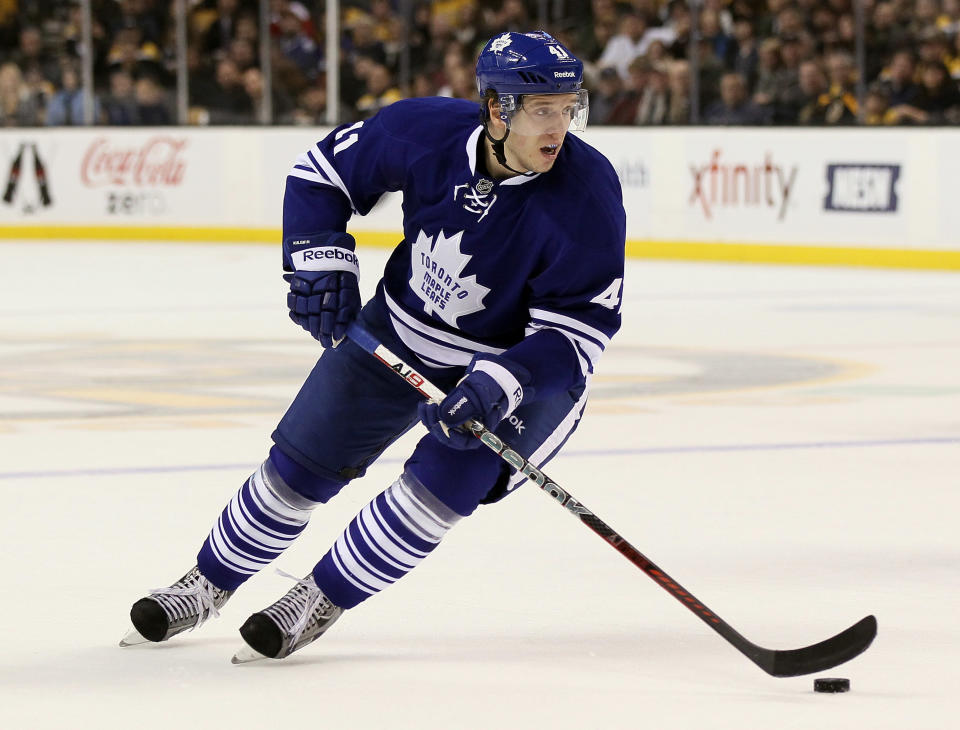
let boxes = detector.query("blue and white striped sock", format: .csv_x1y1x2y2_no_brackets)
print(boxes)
313,471,461,609
197,459,318,591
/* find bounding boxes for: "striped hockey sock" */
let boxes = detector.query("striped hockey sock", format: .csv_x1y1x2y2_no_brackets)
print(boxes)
312,471,461,609
197,459,319,591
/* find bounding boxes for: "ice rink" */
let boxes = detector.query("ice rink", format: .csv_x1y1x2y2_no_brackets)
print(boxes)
1,241,957,729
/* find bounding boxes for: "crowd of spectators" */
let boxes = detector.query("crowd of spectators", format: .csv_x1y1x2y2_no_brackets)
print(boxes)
1,0,959,127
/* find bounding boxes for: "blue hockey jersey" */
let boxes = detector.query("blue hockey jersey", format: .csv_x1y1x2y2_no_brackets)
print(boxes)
283,97,626,390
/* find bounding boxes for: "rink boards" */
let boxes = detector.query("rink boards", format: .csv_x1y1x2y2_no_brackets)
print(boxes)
0,125,958,269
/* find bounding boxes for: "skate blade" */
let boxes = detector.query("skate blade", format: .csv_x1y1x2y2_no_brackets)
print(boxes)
119,627,150,647
231,645,269,664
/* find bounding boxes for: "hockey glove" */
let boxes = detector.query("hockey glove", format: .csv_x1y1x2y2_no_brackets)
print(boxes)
419,353,533,450
283,232,361,348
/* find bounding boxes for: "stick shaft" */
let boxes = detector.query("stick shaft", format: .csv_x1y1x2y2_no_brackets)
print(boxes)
344,323,877,677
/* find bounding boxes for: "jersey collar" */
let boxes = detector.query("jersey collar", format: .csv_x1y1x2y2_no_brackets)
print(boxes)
465,125,541,186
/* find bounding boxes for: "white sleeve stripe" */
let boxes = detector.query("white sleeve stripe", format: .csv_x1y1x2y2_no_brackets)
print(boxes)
528,308,611,348
471,359,524,417
528,320,603,364
311,144,356,212
384,289,506,355
289,168,335,185
295,152,325,176
554,327,593,376
525,324,592,378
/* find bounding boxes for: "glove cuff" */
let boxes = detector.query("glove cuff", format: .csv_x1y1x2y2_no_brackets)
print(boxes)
284,231,359,276
288,246,359,276
470,356,528,419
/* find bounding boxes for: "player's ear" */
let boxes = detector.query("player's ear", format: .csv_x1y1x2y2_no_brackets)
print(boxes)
487,97,505,132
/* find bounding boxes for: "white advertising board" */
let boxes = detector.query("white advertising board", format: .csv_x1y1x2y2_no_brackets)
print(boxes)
1,125,957,266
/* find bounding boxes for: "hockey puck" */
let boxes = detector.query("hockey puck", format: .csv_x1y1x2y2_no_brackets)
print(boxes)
814,678,850,693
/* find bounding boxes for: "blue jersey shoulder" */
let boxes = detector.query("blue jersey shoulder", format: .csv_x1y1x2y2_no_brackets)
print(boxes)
537,134,625,252
373,97,482,148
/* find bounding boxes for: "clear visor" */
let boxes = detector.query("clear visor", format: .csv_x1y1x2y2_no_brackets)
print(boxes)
498,90,590,135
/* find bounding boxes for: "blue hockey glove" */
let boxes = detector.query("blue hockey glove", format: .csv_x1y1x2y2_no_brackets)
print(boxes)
418,353,533,450
283,232,361,348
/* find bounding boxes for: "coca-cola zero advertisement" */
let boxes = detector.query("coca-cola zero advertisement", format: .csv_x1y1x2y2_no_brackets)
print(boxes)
80,135,189,216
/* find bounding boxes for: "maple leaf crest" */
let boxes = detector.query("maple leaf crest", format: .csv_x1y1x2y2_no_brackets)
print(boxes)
409,229,490,328
490,34,512,53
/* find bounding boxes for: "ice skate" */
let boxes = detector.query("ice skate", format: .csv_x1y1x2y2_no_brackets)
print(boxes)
232,572,343,663
120,566,234,646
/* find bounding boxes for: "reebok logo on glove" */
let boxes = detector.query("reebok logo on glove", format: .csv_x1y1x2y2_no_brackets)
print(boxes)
446,396,470,417
301,249,358,265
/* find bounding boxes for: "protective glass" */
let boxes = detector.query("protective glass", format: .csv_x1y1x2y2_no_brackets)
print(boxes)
498,90,590,134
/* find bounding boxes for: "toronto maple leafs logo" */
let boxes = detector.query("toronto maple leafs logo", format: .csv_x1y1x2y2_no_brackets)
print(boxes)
490,34,512,53
409,229,490,327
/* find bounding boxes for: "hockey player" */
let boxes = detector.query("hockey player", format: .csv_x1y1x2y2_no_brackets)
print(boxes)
121,30,626,662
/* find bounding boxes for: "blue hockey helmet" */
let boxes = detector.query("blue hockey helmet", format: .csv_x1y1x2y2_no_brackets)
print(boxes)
476,31,589,132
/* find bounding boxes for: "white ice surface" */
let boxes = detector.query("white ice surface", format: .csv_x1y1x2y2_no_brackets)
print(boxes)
0,242,958,729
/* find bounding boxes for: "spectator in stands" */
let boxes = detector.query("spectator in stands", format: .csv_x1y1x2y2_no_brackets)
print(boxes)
203,0,242,53
355,62,402,118
916,28,951,67
635,62,671,125
486,0,532,33
666,59,693,124
186,45,219,107
106,26,166,84
880,50,921,106
134,75,172,125
243,66,294,122
867,3,912,80
0,62,43,127
227,38,258,73
205,57,253,123
576,5,619,65
792,58,828,123
752,38,783,108
276,5,322,81
12,26,59,85
606,55,649,124
45,64,99,125
701,9,735,67
731,18,760,88
291,84,326,125
896,59,960,122
706,71,772,124
937,0,960,31
598,13,652,80
590,66,628,125
438,63,475,100
808,50,859,124
863,81,896,124
103,68,139,125
910,0,942,37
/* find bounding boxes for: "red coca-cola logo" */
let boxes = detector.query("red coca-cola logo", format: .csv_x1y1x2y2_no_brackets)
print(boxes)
81,136,188,187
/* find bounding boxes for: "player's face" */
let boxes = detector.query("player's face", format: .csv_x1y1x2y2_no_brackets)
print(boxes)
503,93,579,173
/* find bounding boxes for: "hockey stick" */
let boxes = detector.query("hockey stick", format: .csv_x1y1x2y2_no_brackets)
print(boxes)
345,324,877,677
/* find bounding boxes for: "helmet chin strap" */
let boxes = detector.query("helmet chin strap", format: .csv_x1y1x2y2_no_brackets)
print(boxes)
483,124,537,177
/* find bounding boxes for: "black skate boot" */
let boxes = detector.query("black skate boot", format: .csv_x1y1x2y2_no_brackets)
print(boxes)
120,566,234,646
232,572,343,663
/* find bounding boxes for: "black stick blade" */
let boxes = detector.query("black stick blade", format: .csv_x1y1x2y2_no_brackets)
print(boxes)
758,615,877,677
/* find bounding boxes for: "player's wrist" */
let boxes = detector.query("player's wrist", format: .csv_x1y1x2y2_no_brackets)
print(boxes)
466,354,532,419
